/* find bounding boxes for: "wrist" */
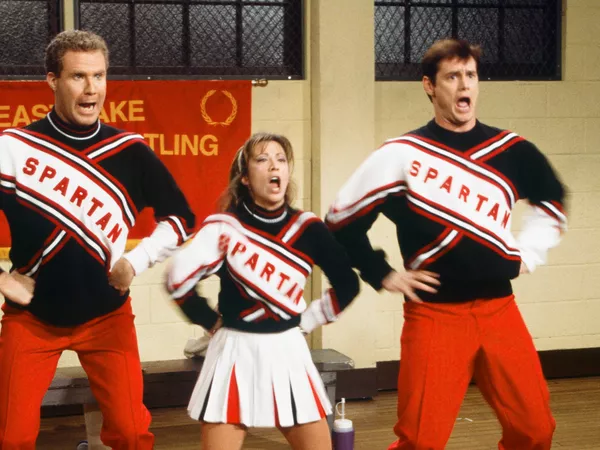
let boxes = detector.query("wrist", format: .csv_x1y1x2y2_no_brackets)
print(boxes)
375,266,396,291
123,245,150,276
208,316,223,335
0,271,10,285
300,301,327,335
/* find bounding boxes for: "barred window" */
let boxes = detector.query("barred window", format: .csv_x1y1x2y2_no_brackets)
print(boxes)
375,0,561,81
76,0,304,79
0,0,62,78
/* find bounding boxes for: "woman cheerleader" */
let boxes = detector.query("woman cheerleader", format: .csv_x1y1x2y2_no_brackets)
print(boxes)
166,132,360,450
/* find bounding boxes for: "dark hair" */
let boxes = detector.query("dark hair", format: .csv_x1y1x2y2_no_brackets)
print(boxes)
422,38,481,84
219,132,296,211
45,30,109,75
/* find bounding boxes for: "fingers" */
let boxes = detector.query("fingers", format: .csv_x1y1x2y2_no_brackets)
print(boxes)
209,317,223,335
411,280,438,294
382,269,440,300
420,270,440,278
10,272,36,294
108,275,129,294
109,278,129,294
7,290,33,306
110,284,128,294
401,271,439,294
403,287,423,303
0,272,34,305
108,258,135,293
404,273,437,300
412,271,441,286
519,262,529,274
108,274,119,288
0,280,33,305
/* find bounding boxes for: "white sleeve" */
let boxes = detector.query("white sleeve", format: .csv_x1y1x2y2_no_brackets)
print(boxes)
124,218,192,275
166,220,226,299
325,143,408,227
299,289,340,334
517,203,567,273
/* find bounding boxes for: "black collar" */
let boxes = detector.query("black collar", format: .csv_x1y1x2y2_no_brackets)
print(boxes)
47,108,101,140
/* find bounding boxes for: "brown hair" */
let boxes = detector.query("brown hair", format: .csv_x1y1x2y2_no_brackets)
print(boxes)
45,30,109,75
422,38,481,84
219,132,296,211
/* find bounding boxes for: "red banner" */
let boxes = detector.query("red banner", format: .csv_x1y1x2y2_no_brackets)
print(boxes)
0,80,251,248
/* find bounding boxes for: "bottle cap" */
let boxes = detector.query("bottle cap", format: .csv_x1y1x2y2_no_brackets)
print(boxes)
333,418,353,431
333,398,353,431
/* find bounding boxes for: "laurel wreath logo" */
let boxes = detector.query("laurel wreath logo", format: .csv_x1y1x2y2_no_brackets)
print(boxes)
201,90,238,126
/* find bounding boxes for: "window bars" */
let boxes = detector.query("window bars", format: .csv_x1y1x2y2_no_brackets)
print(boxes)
375,0,561,81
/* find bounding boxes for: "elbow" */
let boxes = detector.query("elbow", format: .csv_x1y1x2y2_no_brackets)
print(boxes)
330,271,361,313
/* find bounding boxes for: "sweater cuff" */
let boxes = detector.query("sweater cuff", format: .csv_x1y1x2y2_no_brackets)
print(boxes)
519,248,540,274
123,243,152,276
300,300,328,335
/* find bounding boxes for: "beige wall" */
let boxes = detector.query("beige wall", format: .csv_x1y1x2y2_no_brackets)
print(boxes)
2,0,599,369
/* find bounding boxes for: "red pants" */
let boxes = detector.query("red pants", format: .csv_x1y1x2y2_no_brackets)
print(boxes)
389,296,555,450
0,300,154,450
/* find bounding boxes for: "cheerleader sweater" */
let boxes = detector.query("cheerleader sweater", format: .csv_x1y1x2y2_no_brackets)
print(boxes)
167,201,360,333
326,120,567,302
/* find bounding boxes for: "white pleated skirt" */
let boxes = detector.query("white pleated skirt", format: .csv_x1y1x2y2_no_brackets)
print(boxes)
187,327,332,428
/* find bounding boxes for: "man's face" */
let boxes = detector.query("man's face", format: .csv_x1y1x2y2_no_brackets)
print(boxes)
46,50,107,127
423,56,479,132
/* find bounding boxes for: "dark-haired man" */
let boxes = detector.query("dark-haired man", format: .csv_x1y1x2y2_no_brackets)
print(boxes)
326,38,565,450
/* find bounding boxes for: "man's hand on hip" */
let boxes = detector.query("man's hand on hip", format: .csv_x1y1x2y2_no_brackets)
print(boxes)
0,271,34,305
382,269,440,303
109,258,136,295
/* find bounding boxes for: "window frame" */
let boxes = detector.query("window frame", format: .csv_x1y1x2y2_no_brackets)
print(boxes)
73,0,305,80
0,0,63,80
374,0,562,82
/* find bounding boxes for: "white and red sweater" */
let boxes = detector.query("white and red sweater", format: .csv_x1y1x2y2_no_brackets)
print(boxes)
326,120,567,302
167,201,360,333
0,110,195,325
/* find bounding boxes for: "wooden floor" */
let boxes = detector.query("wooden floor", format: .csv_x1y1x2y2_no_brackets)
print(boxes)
38,377,600,449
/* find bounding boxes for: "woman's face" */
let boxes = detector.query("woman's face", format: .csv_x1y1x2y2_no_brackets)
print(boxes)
242,140,290,210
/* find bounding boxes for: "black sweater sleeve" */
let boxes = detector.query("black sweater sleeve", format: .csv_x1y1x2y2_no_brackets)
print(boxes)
513,141,567,271
124,144,197,274
310,221,360,313
297,220,360,332
140,145,196,240
516,141,566,209
175,290,220,331
328,213,393,291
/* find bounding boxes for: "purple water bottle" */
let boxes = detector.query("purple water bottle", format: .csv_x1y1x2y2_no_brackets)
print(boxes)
332,398,354,450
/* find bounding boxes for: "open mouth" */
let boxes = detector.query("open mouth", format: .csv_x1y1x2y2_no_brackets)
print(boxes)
78,102,96,112
269,176,281,189
457,96,471,110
